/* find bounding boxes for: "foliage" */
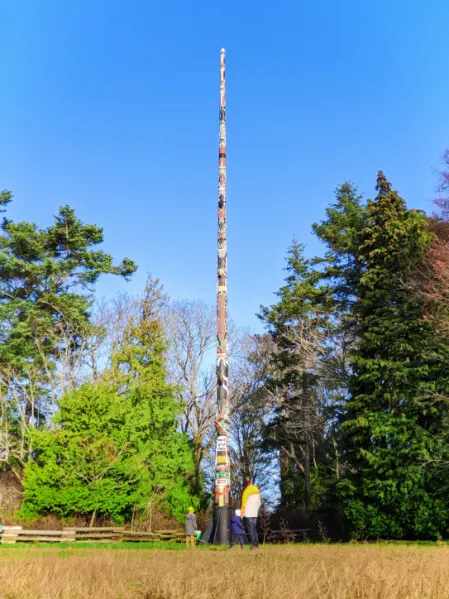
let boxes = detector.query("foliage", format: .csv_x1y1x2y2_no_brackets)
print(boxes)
0,193,137,479
337,172,449,539
259,242,329,508
229,334,278,501
21,279,198,523
162,299,216,495
260,170,449,540
7,159,449,540
0,200,136,372
22,383,148,522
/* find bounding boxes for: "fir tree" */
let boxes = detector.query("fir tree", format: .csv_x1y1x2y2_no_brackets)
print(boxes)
339,172,449,539
259,242,328,508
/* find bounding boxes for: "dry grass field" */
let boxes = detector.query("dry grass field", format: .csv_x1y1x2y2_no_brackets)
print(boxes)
0,543,447,598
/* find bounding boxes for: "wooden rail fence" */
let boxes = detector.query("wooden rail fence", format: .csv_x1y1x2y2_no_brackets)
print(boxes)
0,526,185,544
0,526,312,544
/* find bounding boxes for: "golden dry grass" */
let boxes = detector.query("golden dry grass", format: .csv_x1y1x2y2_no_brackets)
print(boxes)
0,544,448,598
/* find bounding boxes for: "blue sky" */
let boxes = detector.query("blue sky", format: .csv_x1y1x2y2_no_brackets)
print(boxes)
1,0,449,331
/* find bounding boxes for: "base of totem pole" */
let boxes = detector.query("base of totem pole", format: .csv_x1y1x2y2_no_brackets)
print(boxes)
200,506,232,545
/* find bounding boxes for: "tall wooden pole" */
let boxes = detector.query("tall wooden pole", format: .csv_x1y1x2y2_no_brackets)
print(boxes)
213,48,231,541
201,48,231,546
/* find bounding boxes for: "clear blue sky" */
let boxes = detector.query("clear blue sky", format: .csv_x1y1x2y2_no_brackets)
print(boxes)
1,0,449,331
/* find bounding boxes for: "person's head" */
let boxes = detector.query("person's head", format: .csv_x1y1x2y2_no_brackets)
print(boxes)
235,509,241,517
188,506,195,513
245,476,252,486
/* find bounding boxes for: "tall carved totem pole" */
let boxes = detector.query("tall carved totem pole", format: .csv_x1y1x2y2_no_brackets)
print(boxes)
204,48,232,545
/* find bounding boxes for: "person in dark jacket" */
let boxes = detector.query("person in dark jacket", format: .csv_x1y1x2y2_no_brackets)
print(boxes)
228,509,245,549
185,507,197,549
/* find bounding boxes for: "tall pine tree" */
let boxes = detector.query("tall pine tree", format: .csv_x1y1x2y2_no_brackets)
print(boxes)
339,172,449,539
260,242,328,508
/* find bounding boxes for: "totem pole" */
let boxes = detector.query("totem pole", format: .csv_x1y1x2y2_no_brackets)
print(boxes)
203,48,232,545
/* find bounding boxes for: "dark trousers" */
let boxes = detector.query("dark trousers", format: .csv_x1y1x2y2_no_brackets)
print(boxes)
245,517,259,547
230,533,244,548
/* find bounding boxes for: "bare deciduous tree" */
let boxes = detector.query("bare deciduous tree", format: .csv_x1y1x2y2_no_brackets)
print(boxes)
401,152,449,336
229,334,279,502
163,299,216,490
0,312,105,481
163,298,255,495
262,314,327,508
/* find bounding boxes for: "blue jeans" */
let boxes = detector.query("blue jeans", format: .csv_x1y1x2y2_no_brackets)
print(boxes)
245,517,259,547
230,533,244,548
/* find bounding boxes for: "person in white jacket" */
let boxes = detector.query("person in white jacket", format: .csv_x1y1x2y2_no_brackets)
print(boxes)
240,477,261,550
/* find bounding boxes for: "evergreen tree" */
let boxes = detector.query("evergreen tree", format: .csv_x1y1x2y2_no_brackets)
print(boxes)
259,242,328,508
339,172,449,539
312,182,367,316
305,183,371,522
0,194,137,478
0,200,136,374
21,278,197,523
111,277,198,520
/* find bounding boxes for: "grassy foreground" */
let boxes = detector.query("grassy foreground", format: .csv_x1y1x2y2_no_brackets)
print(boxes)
0,543,447,598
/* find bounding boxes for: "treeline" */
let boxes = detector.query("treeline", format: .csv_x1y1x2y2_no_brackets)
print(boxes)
2,159,449,538
0,191,259,526
256,163,449,540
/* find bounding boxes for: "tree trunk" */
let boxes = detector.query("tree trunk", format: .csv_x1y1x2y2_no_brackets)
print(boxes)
279,451,289,506
90,509,97,528
304,440,311,508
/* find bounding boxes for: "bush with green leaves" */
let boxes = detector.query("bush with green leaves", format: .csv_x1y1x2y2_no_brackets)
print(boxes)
21,280,198,523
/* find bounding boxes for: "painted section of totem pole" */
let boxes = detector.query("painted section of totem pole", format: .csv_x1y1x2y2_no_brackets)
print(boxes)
215,47,231,505
202,49,232,545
